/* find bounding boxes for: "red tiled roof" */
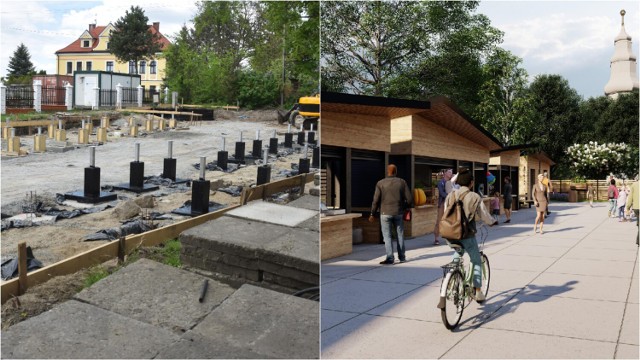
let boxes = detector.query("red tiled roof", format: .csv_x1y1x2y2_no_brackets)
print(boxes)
55,24,170,54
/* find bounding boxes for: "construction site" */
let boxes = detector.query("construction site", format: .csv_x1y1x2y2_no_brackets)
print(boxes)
0,109,320,358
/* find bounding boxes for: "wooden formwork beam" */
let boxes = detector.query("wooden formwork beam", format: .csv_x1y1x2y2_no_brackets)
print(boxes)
0,204,240,304
240,172,315,205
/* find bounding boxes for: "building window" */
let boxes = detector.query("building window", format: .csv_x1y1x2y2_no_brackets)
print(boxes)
76,61,82,71
139,61,146,74
106,61,113,72
129,61,136,74
150,60,156,74
86,61,92,71
82,40,90,48
66,62,72,75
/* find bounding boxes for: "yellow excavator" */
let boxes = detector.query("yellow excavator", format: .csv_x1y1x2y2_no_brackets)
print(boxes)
277,94,319,130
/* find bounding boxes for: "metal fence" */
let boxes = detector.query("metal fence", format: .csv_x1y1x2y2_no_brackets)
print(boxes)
42,87,66,105
122,87,137,106
100,89,116,107
5,85,33,108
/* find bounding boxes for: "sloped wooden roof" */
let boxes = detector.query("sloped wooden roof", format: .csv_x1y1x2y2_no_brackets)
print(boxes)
321,92,503,151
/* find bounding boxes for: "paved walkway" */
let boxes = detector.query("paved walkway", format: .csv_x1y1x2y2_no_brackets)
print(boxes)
321,202,639,359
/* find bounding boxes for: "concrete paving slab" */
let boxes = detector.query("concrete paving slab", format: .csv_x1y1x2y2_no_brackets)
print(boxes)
487,268,539,292
577,237,639,250
322,309,360,331
629,264,639,304
527,272,632,302
619,303,639,345
616,344,640,359
489,253,558,272
563,247,638,262
321,314,467,359
546,257,636,278
189,284,319,359
497,243,570,258
321,261,378,280
516,235,582,247
321,278,420,313
74,258,236,333
297,213,320,232
154,332,265,359
442,327,616,359
226,200,317,227
349,262,443,286
0,300,180,359
286,194,319,211
260,226,319,272
484,293,626,342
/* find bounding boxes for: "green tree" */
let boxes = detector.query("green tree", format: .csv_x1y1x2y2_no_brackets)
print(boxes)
321,0,502,112
528,74,582,178
474,49,534,146
5,43,36,84
596,89,639,144
109,6,161,73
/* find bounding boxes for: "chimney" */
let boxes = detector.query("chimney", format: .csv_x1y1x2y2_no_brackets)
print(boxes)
89,23,96,31
152,22,159,32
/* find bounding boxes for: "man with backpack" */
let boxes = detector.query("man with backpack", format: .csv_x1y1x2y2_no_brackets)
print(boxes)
607,178,619,218
441,167,497,303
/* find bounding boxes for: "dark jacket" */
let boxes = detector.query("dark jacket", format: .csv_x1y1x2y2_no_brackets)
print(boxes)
371,176,413,216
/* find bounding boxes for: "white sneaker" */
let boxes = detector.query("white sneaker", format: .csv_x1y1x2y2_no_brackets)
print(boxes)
475,289,486,303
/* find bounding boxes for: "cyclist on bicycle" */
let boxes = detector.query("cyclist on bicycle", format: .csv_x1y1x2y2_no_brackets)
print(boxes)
443,167,497,303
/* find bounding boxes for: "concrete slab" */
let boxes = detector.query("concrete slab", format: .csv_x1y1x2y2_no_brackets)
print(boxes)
546,257,636,278
322,309,360,331
0,300,179,359
629,265,639,304
321,314,467,359
497,243,569,258
484,293,626,342
563,247,638,262
619,303,639,345
616,344,640,359
226,200,317,227
349,262,443,286
74,258,236,333
189,284,319,359
154,332,265,359
320,278,420,313
286,194,319,211
489,253,558,272
486,268,539,292
296,213,320,232
527,272,631,302
442,327,616,359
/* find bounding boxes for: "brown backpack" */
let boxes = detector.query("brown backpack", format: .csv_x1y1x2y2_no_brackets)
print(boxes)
440,190,473,241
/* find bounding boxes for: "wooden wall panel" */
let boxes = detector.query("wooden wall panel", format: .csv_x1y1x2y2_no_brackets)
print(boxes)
406,206,437,238
353,215,381,244
501,150,521,167
390,116,413,152
321,220,353,260
322,111,390,152
409,114,489,163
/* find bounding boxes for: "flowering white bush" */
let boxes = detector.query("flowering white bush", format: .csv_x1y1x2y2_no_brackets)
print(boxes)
566,142,633,179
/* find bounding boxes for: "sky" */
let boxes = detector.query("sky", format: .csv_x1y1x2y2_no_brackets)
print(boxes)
1,0,639,100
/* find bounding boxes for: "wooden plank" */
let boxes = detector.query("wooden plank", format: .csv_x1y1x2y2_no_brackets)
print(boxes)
322,111,391,152
0,205,240,304
321,219,353,260
117,109,202,117
18,243,27,295
1,120,61,128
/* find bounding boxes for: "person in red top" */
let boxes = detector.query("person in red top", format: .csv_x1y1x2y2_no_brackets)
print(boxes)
607,178,619,218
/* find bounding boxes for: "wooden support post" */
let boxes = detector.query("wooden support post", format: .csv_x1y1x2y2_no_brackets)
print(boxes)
18,242,27,295
118,236,126,265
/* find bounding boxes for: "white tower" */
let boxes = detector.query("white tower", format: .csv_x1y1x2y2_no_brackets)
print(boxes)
604,10,639,99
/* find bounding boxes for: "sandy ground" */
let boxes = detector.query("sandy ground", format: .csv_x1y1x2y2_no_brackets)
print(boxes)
0,109,315,266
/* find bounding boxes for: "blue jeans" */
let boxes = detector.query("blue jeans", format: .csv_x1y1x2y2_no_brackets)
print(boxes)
609,199,617,215
380,214,405,261
449,235,482,288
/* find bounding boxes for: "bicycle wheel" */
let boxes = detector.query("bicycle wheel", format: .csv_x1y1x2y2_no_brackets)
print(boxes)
441,270,465,330
481,253,491,298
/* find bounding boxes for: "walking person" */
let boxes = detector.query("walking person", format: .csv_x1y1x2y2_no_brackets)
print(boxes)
503,176,513,223
491,191,501,223
532,173,548,234
442,167,497,302
617,185,628,222
434,168,453,245
625,177,639,245
587,183,594,207
607,178,619,218
369,164,413,265
542,171,552,216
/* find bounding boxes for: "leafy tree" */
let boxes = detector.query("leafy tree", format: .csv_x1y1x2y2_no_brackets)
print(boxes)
5,43,36,84
567,142,636,179
321,0,502,112
474,49,535,146
528,74,582,178
596,89,639,144
109,6,161,73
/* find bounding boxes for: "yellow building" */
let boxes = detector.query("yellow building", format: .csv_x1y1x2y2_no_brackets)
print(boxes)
55,22,170,95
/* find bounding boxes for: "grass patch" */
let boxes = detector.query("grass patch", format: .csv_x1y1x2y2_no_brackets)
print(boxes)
133,238,182,268
84,266,111,288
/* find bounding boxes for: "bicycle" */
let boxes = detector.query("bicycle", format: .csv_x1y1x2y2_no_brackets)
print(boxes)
437,224,491,330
